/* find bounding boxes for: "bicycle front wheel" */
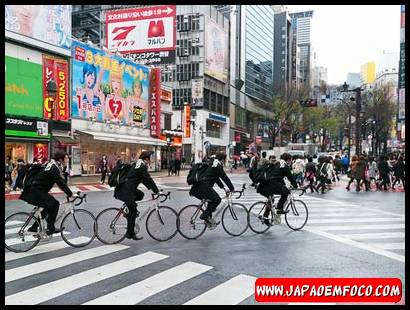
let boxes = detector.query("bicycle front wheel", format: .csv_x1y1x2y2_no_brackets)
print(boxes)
95,208,127,244
222,203,249,236
248,202,271,234
177,205,207,240
5,212,41,253
146,206,178,241
60,209,97,247
285,199,308,231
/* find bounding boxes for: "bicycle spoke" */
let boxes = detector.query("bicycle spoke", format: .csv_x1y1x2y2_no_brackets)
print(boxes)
61,209,96,247
96,208,127,244
177,205,207,239
146,206,178,241
5,212,41,253
248,202,271,234
285,200,309,231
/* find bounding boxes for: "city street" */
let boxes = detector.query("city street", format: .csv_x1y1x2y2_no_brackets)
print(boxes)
5,171,405,305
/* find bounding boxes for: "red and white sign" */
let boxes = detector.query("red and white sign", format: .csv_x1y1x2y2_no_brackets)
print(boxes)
42,56,69,121
33,144,48,164
149,68,161,137
106,5,176,54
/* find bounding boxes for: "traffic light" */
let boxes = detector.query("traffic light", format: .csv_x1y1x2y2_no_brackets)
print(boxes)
300,99,317,107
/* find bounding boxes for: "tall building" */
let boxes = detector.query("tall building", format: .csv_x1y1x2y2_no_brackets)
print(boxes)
229,5,276,152
346,72,362,88
360,62,376,85
273,10,293,92
397,4,405,141
377,50,399,77
289,10,314,89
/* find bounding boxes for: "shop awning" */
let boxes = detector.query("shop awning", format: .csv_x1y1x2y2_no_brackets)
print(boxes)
78,130,167,146
54,136,80,146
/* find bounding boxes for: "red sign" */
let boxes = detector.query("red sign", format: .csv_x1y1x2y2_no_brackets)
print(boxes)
184,105,191,138
43,56,69,121
149,68,161,137
235,132,241,142
33,144,48,164
106,5,176,54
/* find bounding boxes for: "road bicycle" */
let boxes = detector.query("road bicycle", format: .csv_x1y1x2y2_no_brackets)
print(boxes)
248,187,308,234
5,192,95,253
177,184,248,239
95,191,177,244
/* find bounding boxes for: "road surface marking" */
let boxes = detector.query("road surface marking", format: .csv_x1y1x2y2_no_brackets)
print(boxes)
305,227,405,263
5,251,168,305
306,223,405,231
5,244,128,283
368,242,405,250
308,217,404,224
5,220,24,227
5,237,91,262
184,274,257,305
339,232,405,240
83,261,213,305
5,231,70,246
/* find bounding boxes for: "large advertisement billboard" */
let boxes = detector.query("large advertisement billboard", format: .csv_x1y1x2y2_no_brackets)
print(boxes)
5,55,43,118
205,17,229,83
71,41,150,127
257,121,274,142
106,6,176,54
5,5,71,49
43,56,69,121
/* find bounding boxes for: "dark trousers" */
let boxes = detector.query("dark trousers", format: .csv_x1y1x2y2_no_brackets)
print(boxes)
257,181,290,210
101,170,107,183
21,189,60,229
190,184,221,219
122,189,144,235
379,174,390,190
392,176,405,189
307,177,316,193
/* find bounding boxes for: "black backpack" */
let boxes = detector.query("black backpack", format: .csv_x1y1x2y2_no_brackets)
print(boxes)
22,164,44,190
108,163,132,187
254,162,277,184
187,162,209,185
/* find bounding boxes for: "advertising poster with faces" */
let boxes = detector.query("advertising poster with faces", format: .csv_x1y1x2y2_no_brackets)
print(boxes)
71,41,149,127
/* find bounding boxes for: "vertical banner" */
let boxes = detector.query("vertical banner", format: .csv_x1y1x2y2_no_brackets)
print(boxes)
149,68,161,137
33,143,48,163
43,55,69,121
191,79,204,108
184,104,191,138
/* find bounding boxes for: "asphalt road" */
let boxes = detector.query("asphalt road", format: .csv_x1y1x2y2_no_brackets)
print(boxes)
5,172,405,305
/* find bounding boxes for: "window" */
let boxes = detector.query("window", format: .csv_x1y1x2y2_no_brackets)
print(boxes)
164,114,172,130
206,119,221,138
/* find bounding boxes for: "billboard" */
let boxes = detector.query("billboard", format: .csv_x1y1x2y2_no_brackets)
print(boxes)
71,41,150,127
191,79,204,108
149,68,162,137
5,55,43,118
5,5,71,49
106,5,176,54
399,43,405,89
257,121,274,142
43,56,69,121
205,17,229,83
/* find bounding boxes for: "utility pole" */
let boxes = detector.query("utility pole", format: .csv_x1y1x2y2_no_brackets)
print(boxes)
354,87,362,155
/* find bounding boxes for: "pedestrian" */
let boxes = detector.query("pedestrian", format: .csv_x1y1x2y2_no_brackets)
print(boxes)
392,156,405,190
316,156,329,194
181,157,186,170
257,152,270,169
292,155,305,187
5,155,14,186
333,155,342,181
368,156,378,190
174,158,181,176
99,155,109,184
248,153,258,187
346,155,359,191
168,157,175,176
378,155,391,191
305,156,317,193
356,155,369,192
13,159,26,191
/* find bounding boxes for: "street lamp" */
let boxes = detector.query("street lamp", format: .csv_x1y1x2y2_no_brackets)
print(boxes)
46,80,57,160
337,95,355,165
190,108,197,164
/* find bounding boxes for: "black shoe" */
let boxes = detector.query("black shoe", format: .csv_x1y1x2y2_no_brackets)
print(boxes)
276,209,289,215
263,219,271,226
27,224,39,233
46,227,63,235
199,213,208,220
125,232,144,240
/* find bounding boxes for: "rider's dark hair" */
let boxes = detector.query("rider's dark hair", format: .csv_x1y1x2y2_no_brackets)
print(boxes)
52,150,68,161
140,151,152,160
280,153,292,161
215,152,227,161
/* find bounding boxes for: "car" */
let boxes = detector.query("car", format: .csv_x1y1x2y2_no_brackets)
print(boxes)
288,150,308,158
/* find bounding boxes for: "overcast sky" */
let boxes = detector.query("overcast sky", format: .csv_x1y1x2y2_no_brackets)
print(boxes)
286,5,402,85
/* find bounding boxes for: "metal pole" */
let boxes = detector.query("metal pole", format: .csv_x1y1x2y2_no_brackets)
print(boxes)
355,88,361,155
348,113,351,165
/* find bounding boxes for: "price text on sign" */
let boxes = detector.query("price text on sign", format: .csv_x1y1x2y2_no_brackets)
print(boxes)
255,278,402,303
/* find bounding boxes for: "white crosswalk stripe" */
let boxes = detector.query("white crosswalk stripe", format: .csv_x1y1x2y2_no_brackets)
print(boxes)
5,231,70,246
5,220,24,227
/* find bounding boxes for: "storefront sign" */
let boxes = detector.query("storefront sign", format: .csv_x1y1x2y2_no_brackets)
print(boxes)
71,40,150,127
5,55,43,118
106,5,176,54
399,43,405,89
43,56,69,121
149,68,161,137
184,105,191,138
161,88,172,102
125,50,176,65
5,116,49,137
192,79,204,108
5,5,71,49
209,113,226,123
33,144,48,163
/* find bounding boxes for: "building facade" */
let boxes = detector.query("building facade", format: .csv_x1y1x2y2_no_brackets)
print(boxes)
346,72,362,88
360,62,376,85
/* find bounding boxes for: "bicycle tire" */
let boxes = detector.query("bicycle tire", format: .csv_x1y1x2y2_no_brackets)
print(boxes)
248,201,271,234
285,199,309,231
95,208,127,244
60,209,97,247
177,204,207,240
5,212,41,253
221,203,249,236
146,206,178,241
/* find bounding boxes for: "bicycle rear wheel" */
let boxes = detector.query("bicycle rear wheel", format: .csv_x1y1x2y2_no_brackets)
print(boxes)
222,203,249,236
285,199,308,231
177,205,207,240
95,208,127,244
60,209,97,247
146,206,178,241
5,212,41,253
248,202,271,234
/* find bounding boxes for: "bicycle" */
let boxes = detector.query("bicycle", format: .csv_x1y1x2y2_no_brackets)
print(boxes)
5,192,96,253
95,191,177,244
177,184,248,239
248,187,308,234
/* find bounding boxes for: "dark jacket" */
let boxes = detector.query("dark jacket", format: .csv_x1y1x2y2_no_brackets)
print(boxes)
267,160,298,188
393,161,405,177
378,160,390,176
201,159,234,191
21,160,72,198
115,159,159,201
99,159,108,172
